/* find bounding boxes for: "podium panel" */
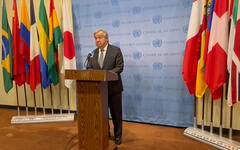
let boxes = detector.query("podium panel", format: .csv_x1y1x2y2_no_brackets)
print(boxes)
65,70,117,150
77,81,108,149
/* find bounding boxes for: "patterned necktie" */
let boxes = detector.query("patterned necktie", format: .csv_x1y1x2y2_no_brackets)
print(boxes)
99,49,104,68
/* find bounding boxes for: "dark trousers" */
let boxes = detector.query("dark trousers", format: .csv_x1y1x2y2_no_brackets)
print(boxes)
108,92,122,138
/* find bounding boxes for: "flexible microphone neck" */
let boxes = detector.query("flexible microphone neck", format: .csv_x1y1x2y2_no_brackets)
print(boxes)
85,51,93,69
87,53,92,60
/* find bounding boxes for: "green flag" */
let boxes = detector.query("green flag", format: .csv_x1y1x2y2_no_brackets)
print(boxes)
48,0,63,85
2,0,13,93
39,0,51,88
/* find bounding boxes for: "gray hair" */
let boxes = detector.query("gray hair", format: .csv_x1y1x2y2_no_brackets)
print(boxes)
94,29,109,39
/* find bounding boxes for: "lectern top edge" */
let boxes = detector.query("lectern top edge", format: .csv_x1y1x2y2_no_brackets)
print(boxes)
64,69,118,82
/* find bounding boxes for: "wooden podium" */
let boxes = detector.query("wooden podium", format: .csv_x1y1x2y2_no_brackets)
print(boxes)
65,70,117,150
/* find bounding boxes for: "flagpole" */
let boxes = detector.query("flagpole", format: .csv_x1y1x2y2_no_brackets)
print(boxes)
33,91,37,115
57,46,63,114
15,83,20,116
67,88,71,114
40,84,46,115
210,97,214,134
219,94,223,137
59,82,63,114
201,94,205,130
229,106,233,140
193,96,197,128
50,85,54,115
200,0,207,131
23,83,28,116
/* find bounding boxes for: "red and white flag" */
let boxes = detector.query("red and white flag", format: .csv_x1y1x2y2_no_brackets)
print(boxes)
182,0,204,95
227,0,238,106
228,0,240,105
29,0,41,91
62,0,76,88
204,0,229,100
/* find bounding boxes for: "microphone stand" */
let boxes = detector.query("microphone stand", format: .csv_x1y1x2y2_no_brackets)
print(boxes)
84,53,92,69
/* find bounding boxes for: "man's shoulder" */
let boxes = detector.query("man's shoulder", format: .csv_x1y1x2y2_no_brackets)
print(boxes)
108,44,120,51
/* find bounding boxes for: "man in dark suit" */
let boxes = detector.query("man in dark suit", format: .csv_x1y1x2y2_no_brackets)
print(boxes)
87,29,124,145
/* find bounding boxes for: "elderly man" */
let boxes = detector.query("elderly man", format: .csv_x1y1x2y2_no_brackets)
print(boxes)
87,29,124,145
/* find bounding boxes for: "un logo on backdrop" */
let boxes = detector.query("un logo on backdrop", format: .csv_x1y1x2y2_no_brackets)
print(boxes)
182,1,192,8
133,51,142,60
182,50,185,56
113,41,120,48
153,62,163,70
74,22,81,30
152,16,162,24
77,62,83,69
152,39,162,48
153,85,163,92
94,11,102,18
133,74,142,81
75,43,82,51
132,29,142,38
111,0,119,6
112,20,120,28
182,24,188,34
72,3,80,11
132,7,141,14
124,95,132,101
134,94,142,102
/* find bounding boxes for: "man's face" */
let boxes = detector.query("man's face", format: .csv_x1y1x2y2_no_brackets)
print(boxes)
94,31,108,49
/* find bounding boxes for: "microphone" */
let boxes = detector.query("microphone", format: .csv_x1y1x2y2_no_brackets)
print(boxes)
87,50,93,60
85,50,94,69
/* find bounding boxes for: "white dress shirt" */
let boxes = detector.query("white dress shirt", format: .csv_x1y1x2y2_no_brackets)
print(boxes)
98,43,108,62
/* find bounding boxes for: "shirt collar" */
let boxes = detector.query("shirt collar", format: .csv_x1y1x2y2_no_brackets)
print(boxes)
100,44,108,52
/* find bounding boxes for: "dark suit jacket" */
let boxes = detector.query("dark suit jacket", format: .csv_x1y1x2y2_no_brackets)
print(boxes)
87,44,124,94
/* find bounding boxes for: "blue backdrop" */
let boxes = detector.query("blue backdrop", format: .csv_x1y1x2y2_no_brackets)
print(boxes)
72,0,194,127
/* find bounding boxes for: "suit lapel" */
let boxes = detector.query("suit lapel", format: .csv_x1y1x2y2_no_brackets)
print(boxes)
94,44,111,69
102,45,111,69
94,49,101,69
